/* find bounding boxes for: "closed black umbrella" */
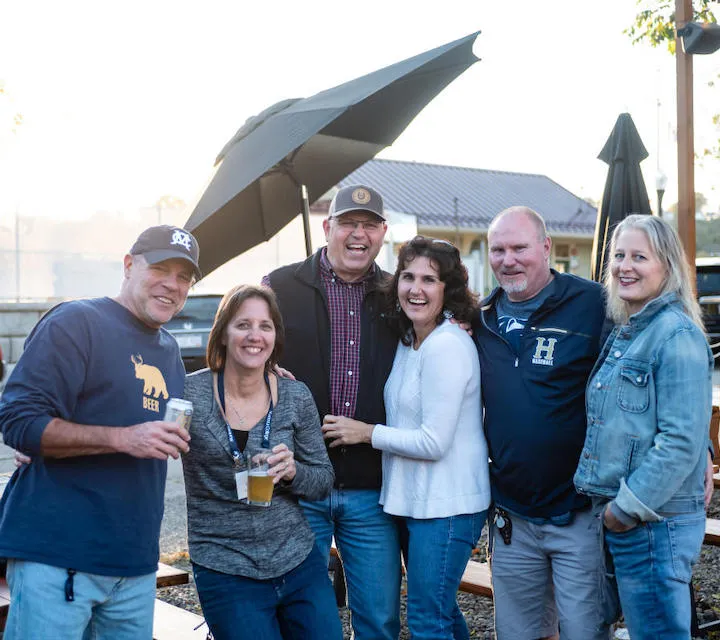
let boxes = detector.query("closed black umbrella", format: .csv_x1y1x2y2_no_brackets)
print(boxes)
185,32,480,276
590,113,652,282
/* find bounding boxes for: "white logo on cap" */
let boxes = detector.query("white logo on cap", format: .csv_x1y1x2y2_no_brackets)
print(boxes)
351,188,371,205
171,230,193,251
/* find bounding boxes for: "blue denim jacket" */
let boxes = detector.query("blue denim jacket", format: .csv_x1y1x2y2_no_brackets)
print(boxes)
574,292,713,522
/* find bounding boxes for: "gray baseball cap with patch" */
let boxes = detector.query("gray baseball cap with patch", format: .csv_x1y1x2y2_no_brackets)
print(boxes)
328,185,386,221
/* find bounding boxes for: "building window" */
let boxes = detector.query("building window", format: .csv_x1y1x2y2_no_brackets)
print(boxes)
554,244,570,273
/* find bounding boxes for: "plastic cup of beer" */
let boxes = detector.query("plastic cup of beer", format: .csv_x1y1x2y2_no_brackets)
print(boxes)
246,448,274,507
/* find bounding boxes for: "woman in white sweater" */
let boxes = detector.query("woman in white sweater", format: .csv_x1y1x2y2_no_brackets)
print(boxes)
323,236,491,639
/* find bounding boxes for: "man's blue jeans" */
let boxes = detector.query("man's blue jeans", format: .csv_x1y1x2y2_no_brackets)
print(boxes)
605,511,705,640
4,560,156,640
399,511,487,640
192,545,342,640
300,488,402,640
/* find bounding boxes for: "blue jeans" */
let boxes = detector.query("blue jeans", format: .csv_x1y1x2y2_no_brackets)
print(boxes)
4,560,156,640
605,511,706,640
300,488,402,640
399,511,487,640
192,545,342,640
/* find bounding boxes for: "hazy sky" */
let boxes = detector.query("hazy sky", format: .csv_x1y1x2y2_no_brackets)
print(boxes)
1,0,719,223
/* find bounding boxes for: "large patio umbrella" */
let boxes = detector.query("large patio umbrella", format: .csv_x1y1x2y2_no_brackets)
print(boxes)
184,32,480,276
590,113,652,281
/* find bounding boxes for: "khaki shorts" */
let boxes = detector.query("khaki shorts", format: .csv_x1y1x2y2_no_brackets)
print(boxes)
488,507,612,640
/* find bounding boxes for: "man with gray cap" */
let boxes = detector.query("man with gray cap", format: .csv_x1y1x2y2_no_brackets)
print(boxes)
263,185,402,639
0,225,199,639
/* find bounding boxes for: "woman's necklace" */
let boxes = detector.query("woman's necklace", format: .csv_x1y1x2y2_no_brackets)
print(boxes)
226,390,270,428
227,400,247,427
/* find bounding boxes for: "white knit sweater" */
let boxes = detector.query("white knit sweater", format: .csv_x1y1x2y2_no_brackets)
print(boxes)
372,321,491,519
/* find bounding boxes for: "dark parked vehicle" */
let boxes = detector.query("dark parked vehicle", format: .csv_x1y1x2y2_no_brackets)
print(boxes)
166,294,223,373
697,257,720,361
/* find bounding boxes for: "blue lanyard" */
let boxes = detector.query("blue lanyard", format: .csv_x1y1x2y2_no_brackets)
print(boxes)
220,371,274,467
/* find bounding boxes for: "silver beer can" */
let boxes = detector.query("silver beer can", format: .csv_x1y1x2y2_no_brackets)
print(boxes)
164,398,193,430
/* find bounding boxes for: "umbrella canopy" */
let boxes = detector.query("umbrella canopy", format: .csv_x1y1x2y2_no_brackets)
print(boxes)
185,32,480,276
590,113,652,282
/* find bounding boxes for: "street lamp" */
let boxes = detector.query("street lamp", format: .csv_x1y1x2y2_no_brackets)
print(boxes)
674,5,720,267
655,170,668,218
677,21,720,55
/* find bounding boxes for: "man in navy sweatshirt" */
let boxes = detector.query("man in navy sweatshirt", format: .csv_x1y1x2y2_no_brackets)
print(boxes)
474,206,611,640
0,225,199,640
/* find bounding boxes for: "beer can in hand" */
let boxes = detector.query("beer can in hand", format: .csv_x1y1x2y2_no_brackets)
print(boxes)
164,398,193,430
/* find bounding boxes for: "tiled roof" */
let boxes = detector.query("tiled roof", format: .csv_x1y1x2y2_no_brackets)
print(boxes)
338,159,597,236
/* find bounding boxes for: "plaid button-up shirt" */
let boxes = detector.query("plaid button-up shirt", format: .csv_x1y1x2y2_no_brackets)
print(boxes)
318,249,377,418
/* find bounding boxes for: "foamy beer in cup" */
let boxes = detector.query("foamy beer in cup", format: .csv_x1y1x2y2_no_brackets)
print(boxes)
246,448,274,506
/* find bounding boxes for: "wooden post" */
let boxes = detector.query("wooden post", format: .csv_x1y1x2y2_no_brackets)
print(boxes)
676,0,696,267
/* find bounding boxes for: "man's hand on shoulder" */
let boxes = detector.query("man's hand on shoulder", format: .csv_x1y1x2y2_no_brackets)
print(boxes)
273,364,296,380
449,317,473,336
114,421,191,460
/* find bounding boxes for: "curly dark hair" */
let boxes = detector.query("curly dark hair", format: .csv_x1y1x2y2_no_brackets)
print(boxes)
384,236,478,346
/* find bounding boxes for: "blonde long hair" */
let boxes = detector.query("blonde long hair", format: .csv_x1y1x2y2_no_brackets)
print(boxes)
605,214,704,330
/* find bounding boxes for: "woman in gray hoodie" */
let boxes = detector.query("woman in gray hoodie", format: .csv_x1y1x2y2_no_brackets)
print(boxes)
182,284,341,640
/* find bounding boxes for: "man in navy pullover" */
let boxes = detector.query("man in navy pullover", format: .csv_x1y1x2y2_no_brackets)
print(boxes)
474,207,610,640
0,225,199,640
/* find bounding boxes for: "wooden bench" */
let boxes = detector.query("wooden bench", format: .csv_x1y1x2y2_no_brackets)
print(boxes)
0,562,189,632
458,558,493,598
328,516,720,607
156,562,190,587
329,543,493,603
710,404,719,474
705,517,720,546
153,598,207,640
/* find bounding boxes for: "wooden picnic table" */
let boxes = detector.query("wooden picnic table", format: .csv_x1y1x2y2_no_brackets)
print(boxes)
153,599,207,640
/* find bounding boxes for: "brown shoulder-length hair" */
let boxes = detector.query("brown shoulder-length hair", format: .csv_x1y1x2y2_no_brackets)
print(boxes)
206,285,285,372
384,236,478,346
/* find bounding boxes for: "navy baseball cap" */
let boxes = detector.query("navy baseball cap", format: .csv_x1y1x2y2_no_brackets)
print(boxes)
328,185,386,220
130,225,202,279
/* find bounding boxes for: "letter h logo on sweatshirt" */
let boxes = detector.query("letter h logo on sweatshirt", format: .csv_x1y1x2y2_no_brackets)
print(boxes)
532,337,557,366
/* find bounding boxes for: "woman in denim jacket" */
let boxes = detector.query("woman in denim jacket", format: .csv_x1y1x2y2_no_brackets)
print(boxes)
574,214,713,639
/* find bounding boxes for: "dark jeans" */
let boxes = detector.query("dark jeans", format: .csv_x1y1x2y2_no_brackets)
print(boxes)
192,545,342,640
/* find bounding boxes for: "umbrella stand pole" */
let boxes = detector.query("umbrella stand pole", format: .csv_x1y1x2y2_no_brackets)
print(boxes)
300,184,312,257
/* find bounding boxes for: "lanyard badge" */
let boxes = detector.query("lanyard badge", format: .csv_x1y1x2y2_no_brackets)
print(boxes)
222,372,274,501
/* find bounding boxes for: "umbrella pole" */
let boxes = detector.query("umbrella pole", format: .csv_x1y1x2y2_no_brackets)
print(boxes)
301,184,312,257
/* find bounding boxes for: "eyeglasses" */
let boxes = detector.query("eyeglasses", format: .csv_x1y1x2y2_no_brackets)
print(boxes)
333,217,384,232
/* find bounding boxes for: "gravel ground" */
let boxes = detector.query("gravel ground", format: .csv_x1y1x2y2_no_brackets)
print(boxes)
157,491,720,639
